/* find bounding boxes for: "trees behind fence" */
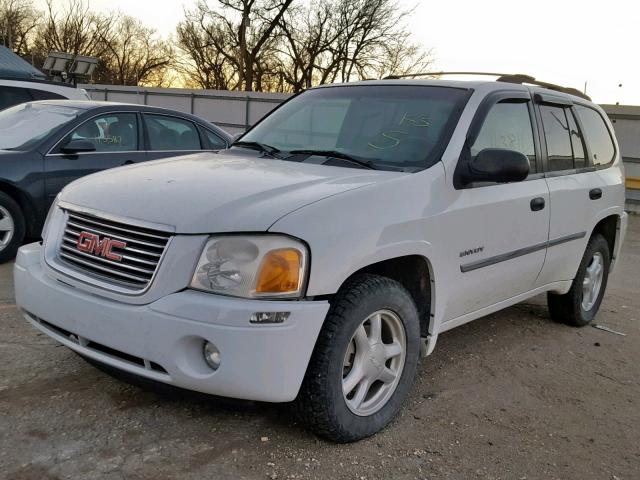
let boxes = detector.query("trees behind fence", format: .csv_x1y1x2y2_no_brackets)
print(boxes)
177,0,433,92
0,0,432,92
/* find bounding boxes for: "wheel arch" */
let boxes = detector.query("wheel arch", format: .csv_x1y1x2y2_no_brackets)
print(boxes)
0,181,39,237
331,254,435,339
589,213,621,268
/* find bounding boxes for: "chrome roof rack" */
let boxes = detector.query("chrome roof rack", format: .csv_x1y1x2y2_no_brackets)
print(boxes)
383,71,591,101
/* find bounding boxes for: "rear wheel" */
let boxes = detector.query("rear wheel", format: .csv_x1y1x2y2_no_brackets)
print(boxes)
295,274,420,443
0,192,25,263
547,234,610,327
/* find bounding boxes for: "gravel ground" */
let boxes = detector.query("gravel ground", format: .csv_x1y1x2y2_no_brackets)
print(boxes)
1,216,639,480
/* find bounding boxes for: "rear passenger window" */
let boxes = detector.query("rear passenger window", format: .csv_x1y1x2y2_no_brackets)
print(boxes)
471,101,536,172
145,115,201,151
540,105,574,171
28,89,65,101
575,105,615,166
0,86,32,110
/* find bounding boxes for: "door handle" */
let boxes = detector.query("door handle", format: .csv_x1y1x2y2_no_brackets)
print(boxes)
530,197,545,211
589,188,602,200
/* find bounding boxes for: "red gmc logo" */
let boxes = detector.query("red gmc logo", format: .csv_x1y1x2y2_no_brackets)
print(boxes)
76,232,127,262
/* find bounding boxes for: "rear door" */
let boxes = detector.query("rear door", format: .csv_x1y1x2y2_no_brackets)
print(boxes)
142,114,214,160
44,111,146,206
534,94,614,286
442,91,551,322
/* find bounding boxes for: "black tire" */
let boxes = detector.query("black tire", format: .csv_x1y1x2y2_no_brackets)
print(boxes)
0,191,26,263
295,273,421,443
547,234,611,327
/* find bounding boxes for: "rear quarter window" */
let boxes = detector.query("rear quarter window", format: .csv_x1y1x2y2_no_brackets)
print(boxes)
29,89,66,101
575,105,616,166
0,86,32,110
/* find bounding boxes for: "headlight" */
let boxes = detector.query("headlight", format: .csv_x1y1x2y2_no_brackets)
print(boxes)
41,194,60,241
190,235,308,299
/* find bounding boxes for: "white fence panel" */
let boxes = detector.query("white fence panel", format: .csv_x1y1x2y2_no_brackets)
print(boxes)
80,84,288,135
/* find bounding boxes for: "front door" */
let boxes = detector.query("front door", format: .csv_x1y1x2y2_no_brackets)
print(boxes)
45,112,146,207
442,95,550,323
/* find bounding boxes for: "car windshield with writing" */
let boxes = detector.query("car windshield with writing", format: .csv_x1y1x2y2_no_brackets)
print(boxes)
0,103,81,151
236,85,471,171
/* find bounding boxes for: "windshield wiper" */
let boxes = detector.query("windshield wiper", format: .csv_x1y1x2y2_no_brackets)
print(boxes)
289,149,378,170
232,141,285,159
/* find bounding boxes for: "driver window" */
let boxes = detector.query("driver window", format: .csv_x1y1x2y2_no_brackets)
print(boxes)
471,101,536,172
69,113,138,152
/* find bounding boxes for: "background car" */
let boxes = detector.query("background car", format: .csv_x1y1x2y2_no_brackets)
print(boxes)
0,100,232,261
0,45,91,110
0,78,91,110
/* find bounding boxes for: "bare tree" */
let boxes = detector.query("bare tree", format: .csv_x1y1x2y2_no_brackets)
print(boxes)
100,16,174,86
276,0,433,92
177,8,239,90
179,0,294,91
33,0,115,60
331,0,432,82
0,0,40,57
278,0,340,91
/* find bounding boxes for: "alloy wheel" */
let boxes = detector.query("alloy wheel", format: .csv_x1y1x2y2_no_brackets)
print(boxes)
582,252,604,311
0,206,14,252
342,309,407,416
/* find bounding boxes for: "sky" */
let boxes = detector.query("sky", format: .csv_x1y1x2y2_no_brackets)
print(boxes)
34,0,640,105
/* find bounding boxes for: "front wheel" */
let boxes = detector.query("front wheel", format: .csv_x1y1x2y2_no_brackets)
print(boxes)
547,234,611,327
295,274,420,443
0,192,25,263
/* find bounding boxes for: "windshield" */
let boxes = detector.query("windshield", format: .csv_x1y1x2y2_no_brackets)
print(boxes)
0,103,82,151
239,85,471,171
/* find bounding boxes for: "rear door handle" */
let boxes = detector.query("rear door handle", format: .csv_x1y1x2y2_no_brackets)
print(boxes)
589,188,602,200
530,197,545,211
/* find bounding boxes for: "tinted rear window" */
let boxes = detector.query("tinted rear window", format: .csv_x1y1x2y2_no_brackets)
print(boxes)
575,105,615,166
29,89,65,101
0,86,32,111
540,105,574,171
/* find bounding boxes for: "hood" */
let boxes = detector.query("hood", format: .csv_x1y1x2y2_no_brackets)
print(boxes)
59,151,403,233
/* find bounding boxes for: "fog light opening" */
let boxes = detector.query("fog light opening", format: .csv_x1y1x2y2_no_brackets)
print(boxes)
250,311,290,324
203,341,221,371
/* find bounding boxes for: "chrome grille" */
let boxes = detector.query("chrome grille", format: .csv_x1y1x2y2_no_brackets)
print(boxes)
58,209,171,291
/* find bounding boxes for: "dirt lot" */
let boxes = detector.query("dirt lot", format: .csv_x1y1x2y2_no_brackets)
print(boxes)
1,217,638,480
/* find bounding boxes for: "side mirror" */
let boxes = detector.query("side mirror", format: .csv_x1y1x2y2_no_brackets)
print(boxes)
468,148,530,183
231,132,243,143
60,139,96,154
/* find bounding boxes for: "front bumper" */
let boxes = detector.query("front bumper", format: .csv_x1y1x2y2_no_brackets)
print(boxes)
14,243,330,402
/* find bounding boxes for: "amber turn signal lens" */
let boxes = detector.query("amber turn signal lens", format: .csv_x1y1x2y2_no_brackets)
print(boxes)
255,248,302,294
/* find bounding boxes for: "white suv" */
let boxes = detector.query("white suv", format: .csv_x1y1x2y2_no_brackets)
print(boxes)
14,77,627,442
0,78,90,110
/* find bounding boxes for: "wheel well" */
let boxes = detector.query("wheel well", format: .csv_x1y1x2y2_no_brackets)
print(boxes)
345,255,432,337
0,182,39,237
591,215,618,260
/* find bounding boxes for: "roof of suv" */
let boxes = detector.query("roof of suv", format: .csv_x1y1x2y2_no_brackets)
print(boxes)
315,78,595,107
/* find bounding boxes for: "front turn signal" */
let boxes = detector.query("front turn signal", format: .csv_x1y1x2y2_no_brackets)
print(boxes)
255,248,302,295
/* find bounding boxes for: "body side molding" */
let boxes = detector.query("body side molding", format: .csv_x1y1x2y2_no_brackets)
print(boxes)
460,231,587,273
